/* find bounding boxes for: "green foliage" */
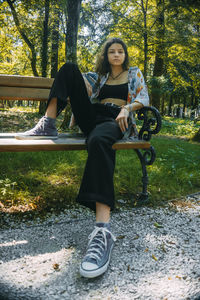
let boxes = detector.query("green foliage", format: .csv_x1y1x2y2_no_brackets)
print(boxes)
148,138,200,201
159,116,200,138
0,108,200,213
1,0,200,109
192,128,200,142
80,0,200,109
114,137,200,207
0,1,32,75
0,178,17,199
0,178,30,207
0,0,67,76
0,1,200,213
0,137,199,212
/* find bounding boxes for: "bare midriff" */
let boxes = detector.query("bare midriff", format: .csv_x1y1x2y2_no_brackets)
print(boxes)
101,98,127,106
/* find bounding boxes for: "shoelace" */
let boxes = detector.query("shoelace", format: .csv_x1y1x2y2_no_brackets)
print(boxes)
85,227,116,262
31,117,46,134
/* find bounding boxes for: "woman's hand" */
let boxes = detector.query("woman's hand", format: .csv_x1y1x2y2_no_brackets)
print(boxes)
115,107,129,132
83,77,92,97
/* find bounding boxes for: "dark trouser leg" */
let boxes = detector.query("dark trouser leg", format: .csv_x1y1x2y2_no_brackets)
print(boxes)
76,120,123,211
47,62,96,135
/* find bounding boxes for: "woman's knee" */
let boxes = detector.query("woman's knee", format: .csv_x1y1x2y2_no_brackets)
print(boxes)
59,62,78,73
87,134,106,151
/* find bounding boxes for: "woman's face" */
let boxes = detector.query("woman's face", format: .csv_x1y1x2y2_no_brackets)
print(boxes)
107,43,125,68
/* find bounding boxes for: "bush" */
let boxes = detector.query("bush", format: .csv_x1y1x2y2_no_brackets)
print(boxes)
191,129,200,142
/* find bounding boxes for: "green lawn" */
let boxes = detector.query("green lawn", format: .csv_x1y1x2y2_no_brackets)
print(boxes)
0,108,200,214
158,116,200,139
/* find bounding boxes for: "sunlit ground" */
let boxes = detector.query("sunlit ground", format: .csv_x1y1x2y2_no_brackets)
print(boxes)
0,247,75,288
0,202,199,299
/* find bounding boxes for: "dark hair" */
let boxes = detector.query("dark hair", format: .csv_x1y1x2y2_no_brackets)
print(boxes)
95,37,129,76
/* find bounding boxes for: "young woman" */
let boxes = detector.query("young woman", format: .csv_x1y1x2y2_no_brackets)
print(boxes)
16,38,149,278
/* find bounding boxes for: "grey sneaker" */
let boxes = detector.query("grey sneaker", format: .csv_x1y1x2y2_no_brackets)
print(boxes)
15,116,58,140
80,225,116,278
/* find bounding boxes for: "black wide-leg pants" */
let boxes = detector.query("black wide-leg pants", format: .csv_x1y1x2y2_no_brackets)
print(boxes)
47,62,123,211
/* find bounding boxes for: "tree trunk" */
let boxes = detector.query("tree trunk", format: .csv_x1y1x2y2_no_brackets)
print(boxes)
190,87,194,109
168,94,173,116
61,0,82,129
176,104,180,118
194,96,198,110
161,96,165,115
151,0,165,110
143,31,148,82
141,0,148,81
41,0,50,78
39,0,50,115
51,0,60,78
183,97,186,118
65,0,82,63
6,0,39,77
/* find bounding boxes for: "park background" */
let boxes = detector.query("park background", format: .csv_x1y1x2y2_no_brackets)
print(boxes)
0,0,200,218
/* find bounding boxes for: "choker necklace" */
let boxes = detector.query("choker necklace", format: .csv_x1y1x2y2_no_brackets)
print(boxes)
110,70,124,80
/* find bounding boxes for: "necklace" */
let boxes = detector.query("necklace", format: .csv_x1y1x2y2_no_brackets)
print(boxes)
110,70,124,80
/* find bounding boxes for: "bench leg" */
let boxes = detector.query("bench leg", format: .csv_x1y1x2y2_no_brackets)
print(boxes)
134,146,156,203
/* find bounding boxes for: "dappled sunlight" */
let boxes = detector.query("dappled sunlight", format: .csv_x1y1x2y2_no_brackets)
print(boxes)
0,248,75,288
0,240,28,247
144,233,178,247
8,107,38,113
135,271,193,299
1,118,199,211
47,174,72,186
158,116,200,138
148,164,162,173
0,205,199,299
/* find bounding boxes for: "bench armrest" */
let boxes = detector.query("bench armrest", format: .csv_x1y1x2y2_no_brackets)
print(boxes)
137,106,162,141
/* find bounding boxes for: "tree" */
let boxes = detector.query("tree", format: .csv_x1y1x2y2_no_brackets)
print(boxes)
151,0,165,109
6,0,39,76
1,0,199,118
61,0,82,129
50,0,60,77
41,0,50,78
65,0,82,63
40,0,50,114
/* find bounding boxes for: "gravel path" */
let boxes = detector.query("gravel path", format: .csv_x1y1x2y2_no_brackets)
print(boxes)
0,194,200,300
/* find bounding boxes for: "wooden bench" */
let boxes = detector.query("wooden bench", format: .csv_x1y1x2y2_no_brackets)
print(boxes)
0,74,162,203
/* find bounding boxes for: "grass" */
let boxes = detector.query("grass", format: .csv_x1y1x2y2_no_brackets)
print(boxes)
158,116,200,139
0,106,200,216
117,138,199,199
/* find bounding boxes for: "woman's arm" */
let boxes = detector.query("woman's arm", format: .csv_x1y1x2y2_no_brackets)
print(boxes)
124,101,143,112
116,67,148,132
115,101,143,132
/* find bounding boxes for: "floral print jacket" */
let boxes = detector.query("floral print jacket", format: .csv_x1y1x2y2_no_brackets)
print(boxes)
83,67,149,139
84,67,149,106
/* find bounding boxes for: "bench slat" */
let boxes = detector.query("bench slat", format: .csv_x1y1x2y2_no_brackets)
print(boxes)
0,75,53,88
112,140,150,150
0,86,49,101
0,137,150,152
0,138,86,152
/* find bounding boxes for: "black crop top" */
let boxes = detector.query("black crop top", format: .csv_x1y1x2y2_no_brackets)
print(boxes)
97,83,128,101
